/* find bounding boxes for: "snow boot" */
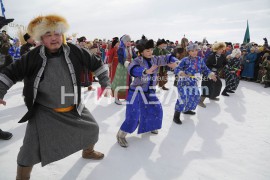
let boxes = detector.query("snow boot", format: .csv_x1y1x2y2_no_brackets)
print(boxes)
198,97,206,108
16,165,33,180
151,130,158,134
82,145,104,160
183,111,196,115
117,130,128,147
222,89,229,96
173,111,182,125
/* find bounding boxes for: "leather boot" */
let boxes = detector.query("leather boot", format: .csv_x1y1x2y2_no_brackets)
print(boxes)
116,130,128,147
173,111,182,125
198,96,206,108
16,165,33,180
82,145,104,160
0,129,13,140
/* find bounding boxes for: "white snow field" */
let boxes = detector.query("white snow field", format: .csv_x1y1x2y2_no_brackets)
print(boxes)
1,73,270,180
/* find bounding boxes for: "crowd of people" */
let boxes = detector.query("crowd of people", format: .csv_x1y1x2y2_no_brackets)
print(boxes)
0,14,269,179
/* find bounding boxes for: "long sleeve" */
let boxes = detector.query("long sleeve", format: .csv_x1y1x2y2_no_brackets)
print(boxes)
174,58,186,75
117,47,125,65
152,54,177,66
129,65,145,77
108,49,114,64
200,58,212,76
20,45,27,56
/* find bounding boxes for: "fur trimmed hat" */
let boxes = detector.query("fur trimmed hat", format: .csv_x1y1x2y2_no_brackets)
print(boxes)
212,42,226,52
136,39,154,53
186,43,199,52
120,34,131,44
27,14,69,41
230,48,241,58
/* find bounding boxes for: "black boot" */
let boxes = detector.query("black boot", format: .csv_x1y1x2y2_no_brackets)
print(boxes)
264,83,270,88
173,111,182,125
183,110,196,115
0,129,13,140
222,89,229,96
227,90,235,93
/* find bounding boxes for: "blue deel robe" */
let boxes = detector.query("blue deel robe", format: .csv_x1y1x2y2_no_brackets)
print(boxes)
241,52,257,78
174,56,212,113
120,55,176,134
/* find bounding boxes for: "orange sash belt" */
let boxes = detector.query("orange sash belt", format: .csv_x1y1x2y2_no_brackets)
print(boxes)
53,105,75,113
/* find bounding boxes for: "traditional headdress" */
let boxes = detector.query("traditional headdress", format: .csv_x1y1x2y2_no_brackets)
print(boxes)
212,42,226,52
136,39,154,53
186,43,199,52
27,14,69,42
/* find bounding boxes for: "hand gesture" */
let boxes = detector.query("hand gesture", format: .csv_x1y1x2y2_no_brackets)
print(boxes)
146,65,158,74
179,71,187,77
0,99,6,106
211,75,217,82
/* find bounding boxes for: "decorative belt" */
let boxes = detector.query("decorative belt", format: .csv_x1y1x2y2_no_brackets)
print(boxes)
179,75,196,78
53,105,75,113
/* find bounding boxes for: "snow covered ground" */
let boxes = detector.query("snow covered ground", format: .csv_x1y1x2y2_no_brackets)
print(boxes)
1,74,270,180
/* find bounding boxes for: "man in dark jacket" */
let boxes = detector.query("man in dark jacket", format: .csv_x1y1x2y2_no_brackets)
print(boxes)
20,33,36,56
0,14,111,180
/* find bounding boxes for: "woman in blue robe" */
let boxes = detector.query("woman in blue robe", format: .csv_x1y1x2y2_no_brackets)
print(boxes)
241,47,257,80
116,39,178,147
173,43,217,125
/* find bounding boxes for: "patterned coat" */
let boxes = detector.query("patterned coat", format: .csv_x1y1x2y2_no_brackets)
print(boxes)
8,46,21,61
174,56,212,112
224,57,241,90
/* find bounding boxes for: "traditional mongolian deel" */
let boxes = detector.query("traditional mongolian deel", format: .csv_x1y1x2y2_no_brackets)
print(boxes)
0,44,110,166
174,56,212,112
120,54,176,134
224,57,241,91
201,52,226,99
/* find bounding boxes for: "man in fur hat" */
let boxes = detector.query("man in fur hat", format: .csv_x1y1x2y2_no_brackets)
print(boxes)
0,14,111,179
198,42,227,108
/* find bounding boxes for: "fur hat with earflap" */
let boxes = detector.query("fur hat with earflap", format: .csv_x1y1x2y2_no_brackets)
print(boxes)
27,14,69,42
212,42,226,52
230,48,241,58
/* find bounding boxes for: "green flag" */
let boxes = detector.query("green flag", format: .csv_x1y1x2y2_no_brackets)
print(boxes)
243,20,250,44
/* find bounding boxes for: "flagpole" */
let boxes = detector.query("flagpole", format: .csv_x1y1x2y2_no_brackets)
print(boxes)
0,0,6,18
